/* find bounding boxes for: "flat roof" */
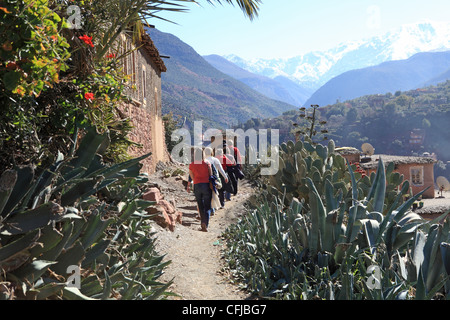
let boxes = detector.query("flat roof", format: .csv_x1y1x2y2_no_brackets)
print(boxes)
359,154,437,169
335,147,360,155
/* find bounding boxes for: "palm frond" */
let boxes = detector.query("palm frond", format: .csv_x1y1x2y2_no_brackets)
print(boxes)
90,0,261,59
204,0,262,20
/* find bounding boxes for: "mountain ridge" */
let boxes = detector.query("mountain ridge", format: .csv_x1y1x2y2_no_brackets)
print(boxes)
223,21,450,90
234,80,450,166
304,50,450,107
203,54,312,106
147,28,296,129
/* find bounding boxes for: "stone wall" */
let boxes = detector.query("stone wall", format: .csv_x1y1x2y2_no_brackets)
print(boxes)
119,103,167,174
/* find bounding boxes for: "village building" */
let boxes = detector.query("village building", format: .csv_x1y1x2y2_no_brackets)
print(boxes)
335,147,361,164
409,129,425,148
337,148,437,199
117,30,170,174
358,154,437,199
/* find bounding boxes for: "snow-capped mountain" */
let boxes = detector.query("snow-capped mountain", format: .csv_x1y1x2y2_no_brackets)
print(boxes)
224,21,450,90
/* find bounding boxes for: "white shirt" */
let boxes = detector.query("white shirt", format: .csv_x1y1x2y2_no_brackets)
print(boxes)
205,156,228,180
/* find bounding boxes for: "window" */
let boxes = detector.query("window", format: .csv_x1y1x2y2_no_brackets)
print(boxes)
410,166,424,186
131,50,136,84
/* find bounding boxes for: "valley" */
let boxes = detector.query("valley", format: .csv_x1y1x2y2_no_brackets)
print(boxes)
153,21,450,177
148,28,296,130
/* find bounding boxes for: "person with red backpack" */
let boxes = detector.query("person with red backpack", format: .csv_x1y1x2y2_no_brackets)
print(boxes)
188,147,213,232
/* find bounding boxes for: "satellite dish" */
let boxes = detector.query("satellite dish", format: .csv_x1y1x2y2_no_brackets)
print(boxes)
360,143,375,163
361,143,375,156
436,176,450,198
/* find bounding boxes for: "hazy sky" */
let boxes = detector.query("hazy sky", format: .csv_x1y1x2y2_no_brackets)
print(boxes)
152,0,450,59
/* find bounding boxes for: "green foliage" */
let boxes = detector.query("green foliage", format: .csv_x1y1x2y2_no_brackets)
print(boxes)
0,127,172,300
224,154,450,299
261,137,405,215
292,105,330,143
0,0,73,167
0,0,70,98
236,81,450,162
0,0,141,169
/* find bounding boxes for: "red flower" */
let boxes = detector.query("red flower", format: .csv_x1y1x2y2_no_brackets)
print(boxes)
106,53,116,59
84,92,94,101
79,35,94,47
6,62,18,70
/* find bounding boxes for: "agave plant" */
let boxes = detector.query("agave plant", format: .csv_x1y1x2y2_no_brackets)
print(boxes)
223,146,450,300
0,126,172,300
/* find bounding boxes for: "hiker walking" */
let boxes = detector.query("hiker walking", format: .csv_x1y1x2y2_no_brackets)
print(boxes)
188,147,213,232
204,147,228,210
225,139,243,197
215,147,235,208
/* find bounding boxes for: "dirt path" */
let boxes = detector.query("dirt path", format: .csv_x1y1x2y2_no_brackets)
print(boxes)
148,163,254,300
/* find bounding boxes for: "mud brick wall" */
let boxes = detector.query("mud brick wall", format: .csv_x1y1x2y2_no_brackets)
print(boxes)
366,162,435,199
396,163,435,199
118,35,170,174
119,103,165,174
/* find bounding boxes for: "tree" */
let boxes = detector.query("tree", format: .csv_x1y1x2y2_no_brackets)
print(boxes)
395,94,412,107
422,118,431,129
384,102,397,115
347,131,361,146
244,119,256,130
391,139,403,151
294,105,329,144
346,107,358,123
163,112,184,153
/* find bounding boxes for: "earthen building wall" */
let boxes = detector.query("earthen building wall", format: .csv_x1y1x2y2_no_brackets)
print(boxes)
366,162,435,199
118,33,169,174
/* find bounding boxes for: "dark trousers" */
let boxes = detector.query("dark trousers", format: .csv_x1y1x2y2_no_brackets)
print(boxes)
218,175,227,207
194,183,212,227
227,166,238,195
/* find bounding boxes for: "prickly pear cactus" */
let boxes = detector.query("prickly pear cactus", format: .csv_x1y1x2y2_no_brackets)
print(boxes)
266,137,348,205
265,137,406,214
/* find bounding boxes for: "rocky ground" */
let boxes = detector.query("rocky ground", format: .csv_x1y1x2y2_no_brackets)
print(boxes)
145,162,254,300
